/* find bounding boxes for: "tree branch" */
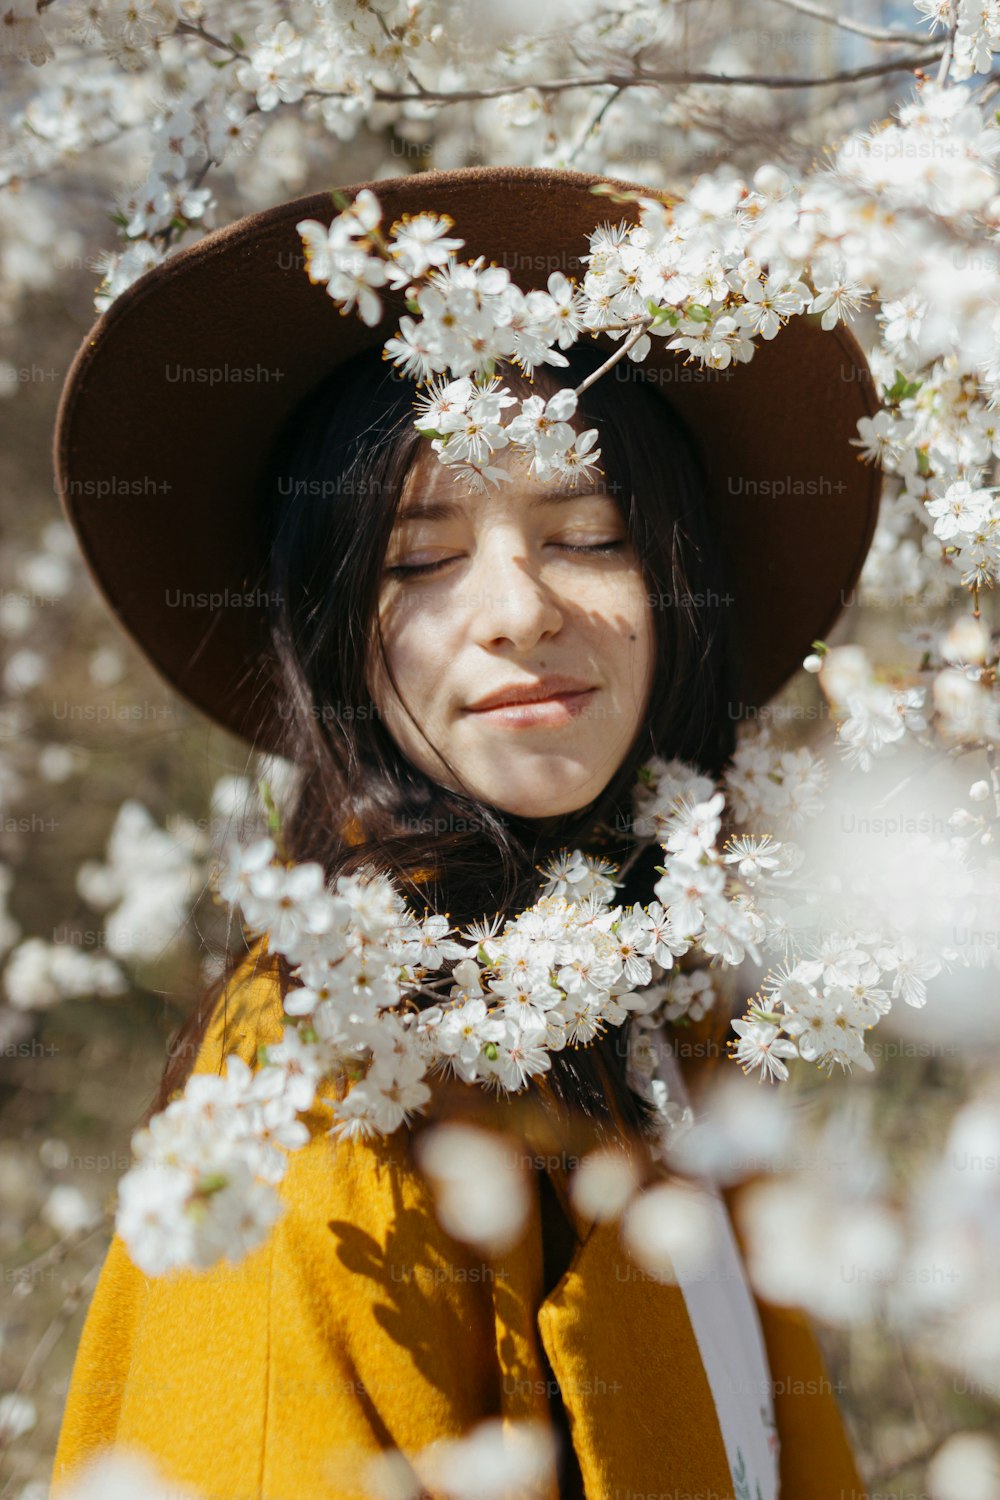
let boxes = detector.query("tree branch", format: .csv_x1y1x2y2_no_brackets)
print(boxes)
290,50,946,108
761,0,934,46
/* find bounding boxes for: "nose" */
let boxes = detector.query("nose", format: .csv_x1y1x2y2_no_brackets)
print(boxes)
467,526,564,652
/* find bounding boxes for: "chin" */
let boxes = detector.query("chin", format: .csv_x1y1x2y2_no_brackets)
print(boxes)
498,796,594,823
461,763,604,822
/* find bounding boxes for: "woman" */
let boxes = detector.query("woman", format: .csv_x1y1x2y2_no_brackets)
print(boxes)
48,165,879,1499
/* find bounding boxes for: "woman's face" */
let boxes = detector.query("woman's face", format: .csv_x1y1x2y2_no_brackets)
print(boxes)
367,438,656,822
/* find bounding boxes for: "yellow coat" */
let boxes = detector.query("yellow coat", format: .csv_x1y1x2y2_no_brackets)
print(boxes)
51,940,868,1500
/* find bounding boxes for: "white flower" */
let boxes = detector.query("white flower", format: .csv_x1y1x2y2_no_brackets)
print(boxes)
297,218,338,286
412,374,474,430
926,480,995,541
835,684,913,770
323,243,388,328
873,937,941,1006
413,1416,558,1500
240,859,329,953
216,836,276,905
115,1161,201,1275
388,212,464,280
656,968,716,1023
662,790,726,861
722,834,783,882
494,1021,552,1090
621,1179,718,1282
49,1449,201,1499
42,1184,101,1236
413,914,468,968
3,937,126,1009
555,426,603,482
730,1019,800,1083
525,271,586,349
504,388,579,468
384,316,447,382
434,996,506,1075
850,410,914,467
808,259,871,329
733,273,811,339
235,21,307,111
436,384,515,464
0,1392,36,1442
653,857,726,938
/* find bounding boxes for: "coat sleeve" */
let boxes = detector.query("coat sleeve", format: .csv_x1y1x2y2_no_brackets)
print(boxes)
49,937,509,1500
49,939,278,1498
50,1230,148,1489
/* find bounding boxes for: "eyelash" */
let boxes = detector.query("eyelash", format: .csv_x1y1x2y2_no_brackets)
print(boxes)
386,541,626,577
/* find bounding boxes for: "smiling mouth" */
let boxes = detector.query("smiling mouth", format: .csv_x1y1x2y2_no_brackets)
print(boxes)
465,688,597,724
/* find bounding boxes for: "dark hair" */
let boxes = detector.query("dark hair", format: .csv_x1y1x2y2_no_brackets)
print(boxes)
143,338,751,1159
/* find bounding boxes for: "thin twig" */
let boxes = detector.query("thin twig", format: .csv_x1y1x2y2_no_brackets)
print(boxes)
286,50,947,110
7,1217,110,1280
762,0,934,46
565,85,627,168
935,12,959,85
173,19,249,60
574,317,655,396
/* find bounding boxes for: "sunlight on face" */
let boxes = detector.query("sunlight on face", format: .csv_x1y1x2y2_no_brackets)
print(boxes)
367,439,656,822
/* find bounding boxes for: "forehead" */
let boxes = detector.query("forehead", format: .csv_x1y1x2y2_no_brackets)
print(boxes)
397,441,614,522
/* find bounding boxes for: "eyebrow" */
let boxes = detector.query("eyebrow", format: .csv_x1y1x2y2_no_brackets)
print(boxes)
397,488,613,522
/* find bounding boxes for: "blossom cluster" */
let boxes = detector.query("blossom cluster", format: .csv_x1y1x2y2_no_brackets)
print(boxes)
294,179,820,490
110,732,999,1275
111,754,748,1272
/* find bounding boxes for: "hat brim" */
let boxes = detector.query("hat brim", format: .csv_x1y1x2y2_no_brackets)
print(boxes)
53,164,883,756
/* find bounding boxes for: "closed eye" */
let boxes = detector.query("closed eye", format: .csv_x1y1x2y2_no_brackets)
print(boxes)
385,541,626,577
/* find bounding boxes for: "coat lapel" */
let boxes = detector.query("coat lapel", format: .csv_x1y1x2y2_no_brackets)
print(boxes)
532,1188,735,1499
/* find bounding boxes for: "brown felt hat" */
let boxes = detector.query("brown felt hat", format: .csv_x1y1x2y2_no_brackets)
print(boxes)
53,164,883,757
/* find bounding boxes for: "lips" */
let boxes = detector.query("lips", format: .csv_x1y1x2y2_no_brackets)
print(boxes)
465,678,595,712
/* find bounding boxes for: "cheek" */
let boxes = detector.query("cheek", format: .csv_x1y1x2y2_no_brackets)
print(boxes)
376,596,448,703
607,574,655,671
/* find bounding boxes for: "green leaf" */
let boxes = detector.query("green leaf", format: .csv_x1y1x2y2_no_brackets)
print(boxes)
198,1172,229,1196
405,296,421,314
258,778,283,841
883,368,922,403
644,298,677,328
588,182,640,203
685,302,713,323
810,639,828,655
231,30,246,48
414,425,444,439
